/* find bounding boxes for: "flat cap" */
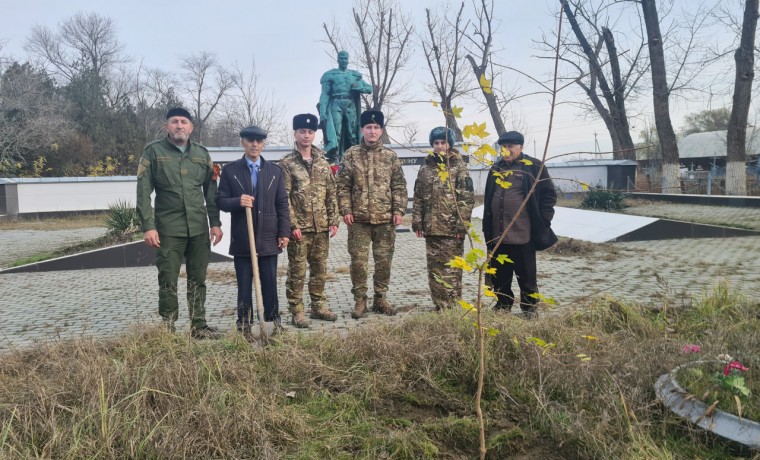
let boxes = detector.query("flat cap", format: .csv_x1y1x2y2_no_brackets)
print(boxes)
293,113,319,131
166,107,193,121
240,125,268,140
360,110,384,128
497,131,524,145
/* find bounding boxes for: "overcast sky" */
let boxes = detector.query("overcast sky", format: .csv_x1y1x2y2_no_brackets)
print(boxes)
0,0,743,161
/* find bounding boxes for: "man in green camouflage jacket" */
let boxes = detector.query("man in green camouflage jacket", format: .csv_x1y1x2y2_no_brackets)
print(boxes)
280,114,340,328
412,127,475,310
337,110,408,319
136,108,223,339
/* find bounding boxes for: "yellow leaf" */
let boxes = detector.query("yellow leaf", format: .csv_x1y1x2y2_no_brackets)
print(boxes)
474,144,496,159
581,182,590,191
484,286,497,298
471,122,489,138
465,248,485,264
463,122,489,139
512,336,520,350
446,256,473,272
495,178,512,189
437,170,449,183
484,266,496,275
462,143,471,152
519,158,533,166
458,300,475,311
432,100,439,107
479,73,493,94
576,353,592,362
529,292,556,305
527,337,547,347
495,254,513,264
451,106,463,118
581,335,598,341
487,327,500,336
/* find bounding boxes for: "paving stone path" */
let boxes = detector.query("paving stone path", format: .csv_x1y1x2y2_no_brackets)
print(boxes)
1,204,759,351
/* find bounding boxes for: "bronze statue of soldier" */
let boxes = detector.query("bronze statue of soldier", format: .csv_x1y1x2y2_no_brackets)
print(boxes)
318,51,373,165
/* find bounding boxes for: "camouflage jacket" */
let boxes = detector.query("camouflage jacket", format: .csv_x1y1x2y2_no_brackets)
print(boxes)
336,142,408,224
412,149,474,237
280,146,339,233
136,137,221,237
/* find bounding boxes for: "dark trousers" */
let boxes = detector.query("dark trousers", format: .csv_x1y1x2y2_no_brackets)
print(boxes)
490,243,538,311
233,255,280,325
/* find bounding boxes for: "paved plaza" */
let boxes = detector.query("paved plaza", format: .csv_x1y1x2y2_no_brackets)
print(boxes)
2,203,760,351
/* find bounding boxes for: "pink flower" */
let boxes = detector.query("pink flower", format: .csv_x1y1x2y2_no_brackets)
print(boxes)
681,344,701,354
723,361,749,376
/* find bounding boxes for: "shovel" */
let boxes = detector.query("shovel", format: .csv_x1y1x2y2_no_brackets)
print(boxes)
245,206,268,341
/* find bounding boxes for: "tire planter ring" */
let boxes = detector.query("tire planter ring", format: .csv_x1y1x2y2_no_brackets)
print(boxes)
655,363,760,450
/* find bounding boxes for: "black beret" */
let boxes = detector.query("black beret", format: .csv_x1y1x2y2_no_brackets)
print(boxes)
293,113,319,131
166,107,193,121
240,125,268,140
497,131,524,145
360,110,384,128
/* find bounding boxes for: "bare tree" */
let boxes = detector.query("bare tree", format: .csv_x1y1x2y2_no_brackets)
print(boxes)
179,51,235,143
725,0,759,195
0,62,73,171
204,59,285,147
230,59,284,132
133,63,179,143
641,0,681,193
421,3,467,140
463,0,508,136
104,64,136,109
322,0,414,140
25,12,127,83
555,0,648,160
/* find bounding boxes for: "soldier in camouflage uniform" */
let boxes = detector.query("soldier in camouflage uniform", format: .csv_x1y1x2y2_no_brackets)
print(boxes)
280,114,340,328
336,110,408,319
136,108,223,339
412,127,475,310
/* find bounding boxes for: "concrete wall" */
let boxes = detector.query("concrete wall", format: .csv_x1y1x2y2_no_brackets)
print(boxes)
1,159,496,218
2,177,136,217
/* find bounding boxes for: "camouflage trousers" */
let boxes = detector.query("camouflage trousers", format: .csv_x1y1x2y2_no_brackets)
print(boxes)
425,236,465,310
347,222,395,301
286,231,330,313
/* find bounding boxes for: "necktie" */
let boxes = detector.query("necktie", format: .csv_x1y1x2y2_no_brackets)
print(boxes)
251,163,259,193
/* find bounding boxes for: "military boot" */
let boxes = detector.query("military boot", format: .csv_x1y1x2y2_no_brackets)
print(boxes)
351,297,368,319
291,311,310,328
310,306,338,322
372,295,397,316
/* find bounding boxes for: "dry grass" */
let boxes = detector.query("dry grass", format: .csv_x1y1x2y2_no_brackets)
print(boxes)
204,267,238,285
0,213,108,231
546,238,623,262
0,283,758,458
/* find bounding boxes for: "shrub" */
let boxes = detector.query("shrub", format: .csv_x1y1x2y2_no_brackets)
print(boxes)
580,186,625,212
105,199,139,236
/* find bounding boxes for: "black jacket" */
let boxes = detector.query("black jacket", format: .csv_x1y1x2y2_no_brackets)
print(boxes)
482,153,558,250
216,156,290,257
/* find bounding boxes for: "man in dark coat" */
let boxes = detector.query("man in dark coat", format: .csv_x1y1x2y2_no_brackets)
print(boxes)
482,131,557,318
216,125,290,333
